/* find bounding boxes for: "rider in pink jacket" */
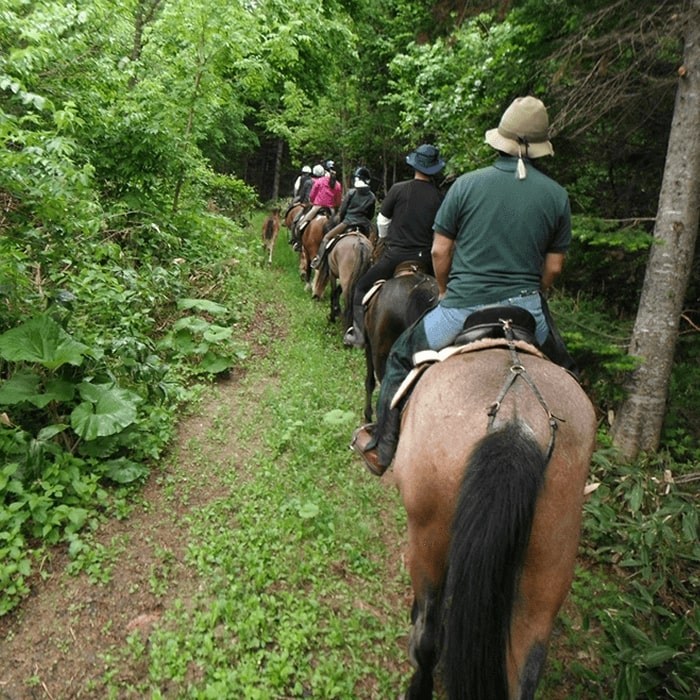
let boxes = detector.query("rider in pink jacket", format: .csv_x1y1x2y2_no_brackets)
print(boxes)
308,173,342,209
296,162,342,235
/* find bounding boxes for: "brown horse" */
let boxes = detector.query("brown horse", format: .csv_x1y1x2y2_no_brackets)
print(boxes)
299,214,327,291
312,231,374,329
283,202,305,231
392,342,596,699
261,206,280,264
363,266,438,422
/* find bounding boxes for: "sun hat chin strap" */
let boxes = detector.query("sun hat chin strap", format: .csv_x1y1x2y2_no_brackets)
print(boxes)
516,138,529,180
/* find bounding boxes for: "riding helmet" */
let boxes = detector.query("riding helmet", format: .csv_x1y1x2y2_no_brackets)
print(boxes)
301,165,311,174
312,164,325,177
325,160,335,171
354,166,371,184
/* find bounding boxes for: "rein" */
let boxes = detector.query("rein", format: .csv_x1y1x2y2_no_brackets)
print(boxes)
486,319,561,461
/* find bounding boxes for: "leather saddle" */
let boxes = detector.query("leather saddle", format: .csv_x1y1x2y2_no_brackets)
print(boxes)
454,305,538,348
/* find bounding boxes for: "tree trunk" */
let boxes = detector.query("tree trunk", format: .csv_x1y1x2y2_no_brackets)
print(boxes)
611,2,700,461
271,138,284,201
129,0,164,88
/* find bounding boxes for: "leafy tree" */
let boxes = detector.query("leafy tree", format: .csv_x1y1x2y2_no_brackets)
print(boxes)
384,12,541,172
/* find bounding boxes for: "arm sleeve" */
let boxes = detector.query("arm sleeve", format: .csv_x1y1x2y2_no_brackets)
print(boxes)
339,191,353,220
377,212,391,238
548,197,572,253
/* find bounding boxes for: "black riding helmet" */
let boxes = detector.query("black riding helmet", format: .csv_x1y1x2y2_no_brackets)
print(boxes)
354,166,371,184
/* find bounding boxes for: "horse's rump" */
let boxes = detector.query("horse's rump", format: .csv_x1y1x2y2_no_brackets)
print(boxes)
262,213,279,242
314,232,373,325
261,208,281,264
284,202,305,229
299,215,327,289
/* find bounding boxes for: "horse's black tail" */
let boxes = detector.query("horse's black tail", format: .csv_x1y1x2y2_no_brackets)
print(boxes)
442,422,547,700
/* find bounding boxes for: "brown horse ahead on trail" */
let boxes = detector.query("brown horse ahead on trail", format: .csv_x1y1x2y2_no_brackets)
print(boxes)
261,206,281,264
362,264,438,423
390,330,596,700
299,214,327,291
312,231,374,330
284,202,305,231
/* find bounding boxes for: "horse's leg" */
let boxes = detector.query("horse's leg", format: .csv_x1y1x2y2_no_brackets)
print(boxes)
341,282,353,330
402,509,450,700
363,344,375,422
330,278,342,321
268,227,277,264
299,248,307,282
405,587,441,700
506,456,588,699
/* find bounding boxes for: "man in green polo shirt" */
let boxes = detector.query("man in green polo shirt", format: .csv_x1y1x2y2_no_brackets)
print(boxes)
351,96,576,476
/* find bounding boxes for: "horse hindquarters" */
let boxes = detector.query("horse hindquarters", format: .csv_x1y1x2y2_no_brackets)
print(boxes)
262,214,280,263
442,423,547,700
395,351,595,700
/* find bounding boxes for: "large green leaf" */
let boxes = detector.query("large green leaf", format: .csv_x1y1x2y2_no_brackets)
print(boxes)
103,457,150,484
177,298,229,316
202,324,233,343
70,383,142,440
0,370,76,408
197,351,230,375
0,371,42,405
0,316,90,369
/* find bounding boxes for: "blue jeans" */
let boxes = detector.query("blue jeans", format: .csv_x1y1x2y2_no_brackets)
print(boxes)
423,291,549,347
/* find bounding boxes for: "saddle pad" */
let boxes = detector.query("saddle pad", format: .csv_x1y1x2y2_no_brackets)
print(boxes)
390,338,544,410
362,280,385,306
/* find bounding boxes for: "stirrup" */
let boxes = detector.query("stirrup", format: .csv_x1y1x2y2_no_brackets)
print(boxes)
349,424,385,476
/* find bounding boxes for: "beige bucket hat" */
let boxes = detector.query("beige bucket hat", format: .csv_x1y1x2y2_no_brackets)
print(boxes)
485,96,554,159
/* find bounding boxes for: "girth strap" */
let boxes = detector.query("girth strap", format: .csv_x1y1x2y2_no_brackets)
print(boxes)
486,319,561,462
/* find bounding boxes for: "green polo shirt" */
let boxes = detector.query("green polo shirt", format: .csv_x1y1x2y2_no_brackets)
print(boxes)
433,156,571,307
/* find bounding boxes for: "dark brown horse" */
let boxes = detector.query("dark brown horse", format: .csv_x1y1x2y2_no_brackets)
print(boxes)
391,342,596,699
362,266,438,422
312,231,373,329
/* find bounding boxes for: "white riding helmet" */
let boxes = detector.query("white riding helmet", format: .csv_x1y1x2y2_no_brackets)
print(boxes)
312,164,325,177
301,165,311,174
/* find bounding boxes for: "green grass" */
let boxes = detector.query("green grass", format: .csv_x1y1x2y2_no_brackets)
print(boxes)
99,214,411,698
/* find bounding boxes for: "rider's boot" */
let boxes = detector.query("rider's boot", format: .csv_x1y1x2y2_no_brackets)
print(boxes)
311,239,327,269
343,304,365,349
350,408,399,477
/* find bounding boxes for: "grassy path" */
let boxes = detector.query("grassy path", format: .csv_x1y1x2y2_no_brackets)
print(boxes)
0,215,412,699
114,222,415,697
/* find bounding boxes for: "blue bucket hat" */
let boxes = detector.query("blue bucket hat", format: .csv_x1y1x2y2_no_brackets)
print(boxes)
406,144,445,175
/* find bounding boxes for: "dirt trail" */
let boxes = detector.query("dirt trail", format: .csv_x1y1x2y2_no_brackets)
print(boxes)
0,313,284,699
